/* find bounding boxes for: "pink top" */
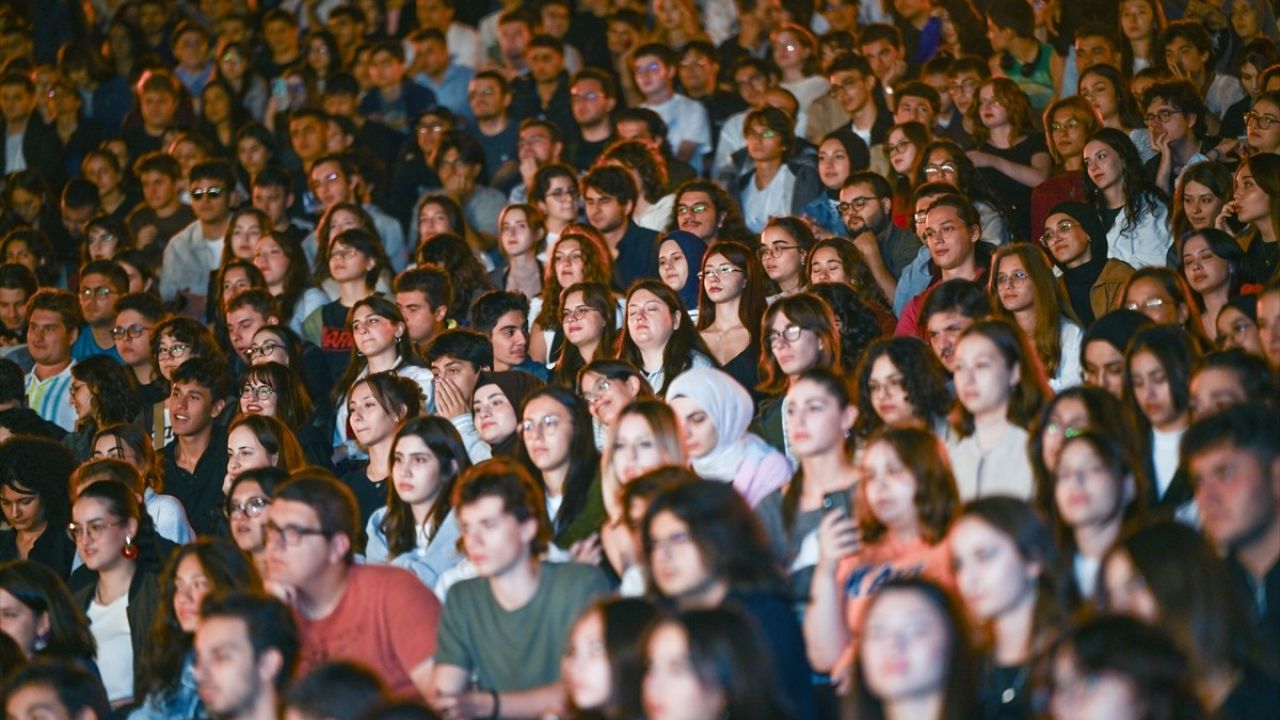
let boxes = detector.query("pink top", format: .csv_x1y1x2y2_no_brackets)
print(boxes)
732,449,793,507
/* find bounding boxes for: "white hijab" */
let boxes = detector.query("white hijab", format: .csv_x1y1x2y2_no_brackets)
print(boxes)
666,367,775,482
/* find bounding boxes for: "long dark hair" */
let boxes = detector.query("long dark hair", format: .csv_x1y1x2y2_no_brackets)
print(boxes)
1123,325,1199,436
517,386,599,539
1078,63,1146,129
953,319,1050,437
616,279,712,396
554,281,618,389
382,417,471,557
570,597,660,720
694,240,767,348
74,480,163,574
1178,228,1252,306
138,538,260,698
860,428,959,544
1083,127,1169,237
0,561,95,662
781,368,853,532
258,232,313,322
71,355,142,431
333,296,423,405
240,361,315,427
854,336,952,438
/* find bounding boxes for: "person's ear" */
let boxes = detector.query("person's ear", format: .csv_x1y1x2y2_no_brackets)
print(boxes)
257,647,284,689
624,376,642,396
1008,361,1021,388
211,398,227,418
518,516,538,546
328,532,352,565
433,305,449,322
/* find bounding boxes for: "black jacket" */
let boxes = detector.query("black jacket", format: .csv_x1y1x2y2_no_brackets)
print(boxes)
0,115,65,189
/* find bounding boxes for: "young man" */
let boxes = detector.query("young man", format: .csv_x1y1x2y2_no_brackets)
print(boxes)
122,69,181,160
128,151,196,258
1142,80,1212,196
468,291,548,380
195,592,300,720
161,357,231,536
678,40,747,157
23,289,80,432
581,166,659,292
0,262,35,351
838,171,922,301
426,329,493,462
858,24,911,107
433,130,507,237
984,0,1055,110
249,164,309,246
413,0,482,69
1188,350,1274,421
394,266,453,355
897,195,990,338
1073,22,1127,76
4,659,111,720
466,71,520,192
305,153,407,271
567,68,618,171
0,72,62,187
615,108,697,189
510,35,575,133
892,81,940,128
327,5,369,67
409,28,475,122
71,260,127,362
939,55,989,147
510,119,565,203
918,279,993,375
160,161,236,319
1160,19,1246,117
492,9,534,79
59,180,98,248
112,292,164,402
827,53,892,152
260,9,302,79
1184,402,1280,666
171,21,213,97
632,43,711,165
360,39,438,134
321,74,406,185
225,290,282,368
267,472,442,699
288,109,332,183
431,459,609,718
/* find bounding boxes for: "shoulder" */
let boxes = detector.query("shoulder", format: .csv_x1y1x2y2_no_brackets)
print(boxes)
542,562,610,595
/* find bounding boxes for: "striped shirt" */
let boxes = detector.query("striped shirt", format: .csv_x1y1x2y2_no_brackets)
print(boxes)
25,362,77,432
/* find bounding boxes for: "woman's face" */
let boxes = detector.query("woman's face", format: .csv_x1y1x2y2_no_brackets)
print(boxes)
1216,306,1264,354
771,29,808,71
348,382,399,448
768,312,823,377
237,137,269,176
156,331,197,381
581,372,637,428
785,378,852,457
91,434,140,465
646,511,713,601
808,246,847,285
1083,341,1127,398
949,516,1038,622
861,440,919,531
8,188,41,225
627,289,677,352
351,305,403,360
669,395,718,459
995,255,1034,314
1129,349,1182,429
1050,650,1145,720
308,37,333,73
522,396,573,474
0,588,44,656
329,209,362,238
861,588,951,704
745,120,785,163
887,128,918,175
418,202,452,242
0,484,44,533
220,267,253,304
1181,234,1230,296
1180,180,1225,232
391,434,448,506
328,241,371,283
203,85,231,124
553,239,586,288
1050,107,1088,160
922,148,960,185
676,190,720,240
642,622,724,720
868,355,920,428
218,47,247,82
1042,212,1091,266
69,377,94,424
953,334,1015,419
473,383,518,445
1123,277,1180,325
240,376,280,417
563,610,612,712
1234,166,1272,225
1231,0,1262,39
976,84,1008,129
86,225,120,261
1055,440,1129,531
500,208,540,258
71,497,132,571
1083,140,1123,193
817,138,853,190
562,291,605,347
612,412,667,483
172,553,212,633
1102,549,1161,621
1246,98,1280,152
249,329,288,367
1119,0,1155,41
1040,395,1089,474
230,215,263,260
541,175,579,223
758,226,804,286
252,236,289,286
226,424,273,480
701,253,746,304
657,239,691,294
83,155,120,195
227,479,271,554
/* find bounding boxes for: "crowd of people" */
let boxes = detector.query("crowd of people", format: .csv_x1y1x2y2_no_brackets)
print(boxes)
0,0,1276,719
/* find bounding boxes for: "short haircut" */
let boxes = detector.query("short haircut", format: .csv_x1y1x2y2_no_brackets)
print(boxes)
425,328,493,369
251,163,292,192
827,52,873,77
518,117,562,146
570,67,617,99
632,42,676,68
171,20,210,47
114,292,165,323
26,289,83,330
1161,19,1214,59
189,160,236,189
262,8,298,28
433,130,486,170
169,356,232,399
472,70,510,96
0,72,33,95
607,9,646,32
200,592,300,692
394,266,453,310
62,178,98,210
0,263,35,296
2,658,110,720
858,23,904,50
1142,79,1207,140
844,170,892,198
1182,402,1280,473
329,4,367,24
895,80,941,114
469,290,530,335
581,165,638,206
529,34,564,55
285,661,387,720
369,38,404,63
325,73,360,97
919,278,993,328
78,260,129,294
452,458,550,555
987,0,1035,38
274,470,359,563
135,68,179,98
133,151,182,180
226,288,279,320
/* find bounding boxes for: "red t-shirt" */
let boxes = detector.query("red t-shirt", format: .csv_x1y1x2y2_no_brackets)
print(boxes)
295,564,442,698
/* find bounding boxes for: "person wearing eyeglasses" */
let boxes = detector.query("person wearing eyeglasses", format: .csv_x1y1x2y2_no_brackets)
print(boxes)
1141,80,1215,197
1030,96,1101,241
737,108,821,235
69,261,126,364
304,153,408,273
567,69,618,171
896,195,992,339
1040,202,1135,327
160,161,236,321
1120,267,1210,349
632,43,711,167
838,171,921,304
225,468,284,575
1241,91,1280,156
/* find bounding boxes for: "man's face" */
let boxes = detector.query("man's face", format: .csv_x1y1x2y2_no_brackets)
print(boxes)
859,40,901,80
0,83,34,123
498,20,532,62
820,0,860,33
416,0,452,29
368,50,405,90
839,182,888,236
78,273,119,327
190,177,231,224
678,51,716,96
61,203,94,240
6,684,76,720
435,148,479,194
1189,367,1248,421
1165,36,1208,79
540,3,572,38
894,95,934,126
431,355,483,399
226,306,270,361
309,161,353,210
1146,97,1192,145
924,310,973,373
195,616,270,718
173,30,208,68
584,187,630,234
490,310,529,369
735,66,772,108
1075,35,1120,73
26,309,74,366
1192,443,1280,554
140,170,178,210
265,498,340,588
415,37,450,77
251,185,290,224
606,21,639,57
140,90,177,128
633,54,672,98
262,18,298,57
0,287,27,331
168,380,222,438
468,77,509,121
397,290,443,345
327,14,365,52
458,495,534,577
923,205,976,271
288,116,327,164
570,79,615,126
518,125,559,166
527,45,565,83
829,69,872,115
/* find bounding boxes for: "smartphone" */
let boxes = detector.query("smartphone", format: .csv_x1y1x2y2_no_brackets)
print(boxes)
270,77,288,107
822,489,852,519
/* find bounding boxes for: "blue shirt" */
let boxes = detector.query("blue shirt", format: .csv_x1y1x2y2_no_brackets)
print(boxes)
71,325,123,363
417,64,475,123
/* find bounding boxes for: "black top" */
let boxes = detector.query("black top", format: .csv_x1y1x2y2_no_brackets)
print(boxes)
976,662,1034,720
0,528,76,580
1226,552,1280,671
978,133,1048,242
612,222,660,293
725,590,818,720
339,462,385,538
160,426,229,537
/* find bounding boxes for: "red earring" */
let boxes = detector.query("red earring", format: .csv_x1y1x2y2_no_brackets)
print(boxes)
121,536,138,560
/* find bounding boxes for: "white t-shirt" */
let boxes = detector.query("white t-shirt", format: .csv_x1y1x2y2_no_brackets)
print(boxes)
1152,427,1186,501
88,592,133,703
643,93,713,162
5,129,25,172
741,165,796,233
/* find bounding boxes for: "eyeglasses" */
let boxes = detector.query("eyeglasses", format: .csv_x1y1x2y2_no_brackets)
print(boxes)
330,247,361,260
583,377,612,404
977,97,1002,109
79,286,115,299
111,323,150,340
745,128,779,141
828,77,862,97
224,496,271,519
1144,108,1181,125
1244,110,1279,129
913,210,930,225
837,196,877,213
767,324,806,347
545,187,578,201
562,306,600,322
923,162,959,178
1125,298,1168,311
245,341,280,359
1043,422,1084,439
240,385,276,400
995,270,1029,289
416,123,445,135
1040,220,1077,246
757,244,801,258
190,186,224,200
886,140,913,155
634,61,662,76
1050,118,1082,132
520,414,563,438
157,343,191,359
66,519,125,543
947,79,978,92
265,521,331,546
868,376,905,397
773,43,798,54
676,202,710,215
698,264,744,280
570,91,602,104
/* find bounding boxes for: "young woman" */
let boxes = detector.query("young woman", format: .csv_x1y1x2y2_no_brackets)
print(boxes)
492,203,545,300
947,319,1049,501
968,78,1051,241
366,417,469,589
223,413,305,498
341,373,423,528
949,497,1072,720
772,22,828,130
224,467,284,576
251,231,326,332
1172,161,1233,242
532,227,614,368
1040,202,1134,326
1102,520,1279,718
331,296,434,462
214,42,268,122
655,231,705,322
519,386,606,558
147,317,221,449
736,108,821,233
914,140,1011,245
561,597,658,720
1216,295,1264,354
849,578,979,720
1078,63,1153,161
473,370,546,460
1052,431,1144,600
802,129,871,237
758,216,815,301
196,78,247,155
83,216,132,264
853,336,953,441
1119,0,1165,72
754,293,842,456
91,424,194,545
578,360,654,452
805,238,894,323
1121,267,1209,347
0,561,96,665
313,202,383,290
1180,229,1252,343
1243,91,1280,155
696,241,766,394
616,279,713,396
81,149,139,225
2,229,61,288
132,538,260,720
234,124,276,188
1124,325,1200,513
1220,153,1280,285
886,121,931,227
209,260,266,331
302,228,391,381
0,439,77,577
531,164,581,246
1083,127,1173,268
665,367,791,507
988,243,1084,391
66,355,142,463
69,479,162,708
554,282,618,389
1032,96,1101,235
244,325,330,418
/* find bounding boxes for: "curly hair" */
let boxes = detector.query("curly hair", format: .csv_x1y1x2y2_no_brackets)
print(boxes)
807,282,886,374
71,355,141,431
668,179,750,242
92,422,165,492
416,232,493,323
854,336,952,438
1083,127,1169,238
600,139,668,204
1078,63,1147,130
969,77,1037,145
804,237,891,311
533,227,613,330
